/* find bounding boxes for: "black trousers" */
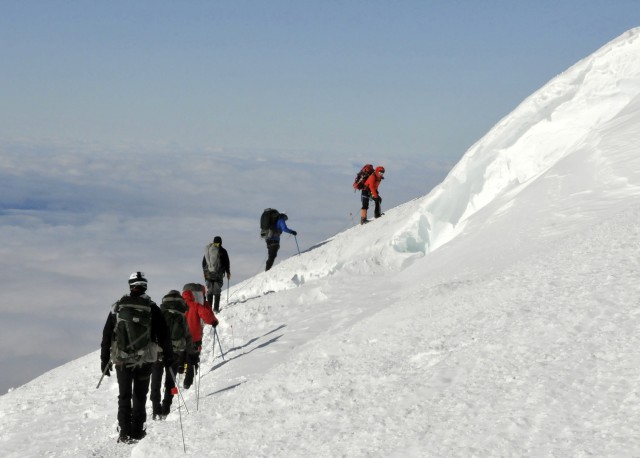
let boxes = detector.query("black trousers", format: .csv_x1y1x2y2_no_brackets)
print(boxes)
150,358,181,415
266,240,280,271
115,363,153,436
205,275,223,305
184,349,200,388
361,191,381,217
361,190,371,210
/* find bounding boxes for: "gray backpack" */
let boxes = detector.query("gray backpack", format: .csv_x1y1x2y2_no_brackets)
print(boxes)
205,243,222,274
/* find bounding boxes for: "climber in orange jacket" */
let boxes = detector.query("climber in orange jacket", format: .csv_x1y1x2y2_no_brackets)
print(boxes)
361,166,385,223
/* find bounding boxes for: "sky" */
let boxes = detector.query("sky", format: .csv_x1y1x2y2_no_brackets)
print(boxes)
0,1,638,392
0,1,638,158
1,26,640,456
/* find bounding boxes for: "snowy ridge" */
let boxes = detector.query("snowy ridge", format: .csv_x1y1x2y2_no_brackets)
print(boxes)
231,27,640,305
2,28,640,457
395,27,640,253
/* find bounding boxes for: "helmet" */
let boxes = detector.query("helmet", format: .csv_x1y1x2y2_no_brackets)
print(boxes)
128,271,148,290
213,236,222,244
376,166,385,174
280,213,288,221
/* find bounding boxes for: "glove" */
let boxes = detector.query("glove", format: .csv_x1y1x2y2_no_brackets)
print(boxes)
374,196,381,203
226,271,231,280
291,230,297,236
101,361,112,377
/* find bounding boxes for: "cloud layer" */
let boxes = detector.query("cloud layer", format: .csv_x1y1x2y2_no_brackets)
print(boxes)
0,141,450,392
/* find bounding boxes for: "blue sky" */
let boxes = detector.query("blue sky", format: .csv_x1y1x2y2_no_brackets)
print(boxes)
1,1,637,159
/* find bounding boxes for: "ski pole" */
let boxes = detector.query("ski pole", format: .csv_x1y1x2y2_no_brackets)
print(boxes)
177,395,186,453
211,326,216,360
96,373,106,390
169,367,189,453
168,367,190,415
294,235,300,256
196,360,201,411
217,327,226,360
96,361,112,389
214,327,226,360
176,371,187,451
167,368,187,452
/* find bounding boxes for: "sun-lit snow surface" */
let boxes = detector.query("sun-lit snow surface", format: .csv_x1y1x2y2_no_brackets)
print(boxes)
2,28,640,457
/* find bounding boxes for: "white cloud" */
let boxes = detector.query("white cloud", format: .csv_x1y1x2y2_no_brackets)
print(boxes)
0,143,446,393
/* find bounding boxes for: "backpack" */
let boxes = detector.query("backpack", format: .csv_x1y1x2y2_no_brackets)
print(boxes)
353,164,374,190
260,208,280,238
110,295,157,367
161,292,189,353
183,283,205,305
205,243,221,274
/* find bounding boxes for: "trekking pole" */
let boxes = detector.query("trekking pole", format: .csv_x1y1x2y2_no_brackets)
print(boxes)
167,368,187,452
294,235,301,256
177,396,186,453
211,326,216,360
196,361,201,411
168,367,190,415
214,327,226,360
96,361,112,389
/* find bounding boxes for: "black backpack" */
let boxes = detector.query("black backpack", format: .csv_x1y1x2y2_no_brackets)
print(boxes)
110,295,156,367
260,208,280,238
160,291,190,353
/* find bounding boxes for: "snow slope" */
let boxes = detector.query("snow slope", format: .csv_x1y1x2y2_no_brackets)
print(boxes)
2,28,640,457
